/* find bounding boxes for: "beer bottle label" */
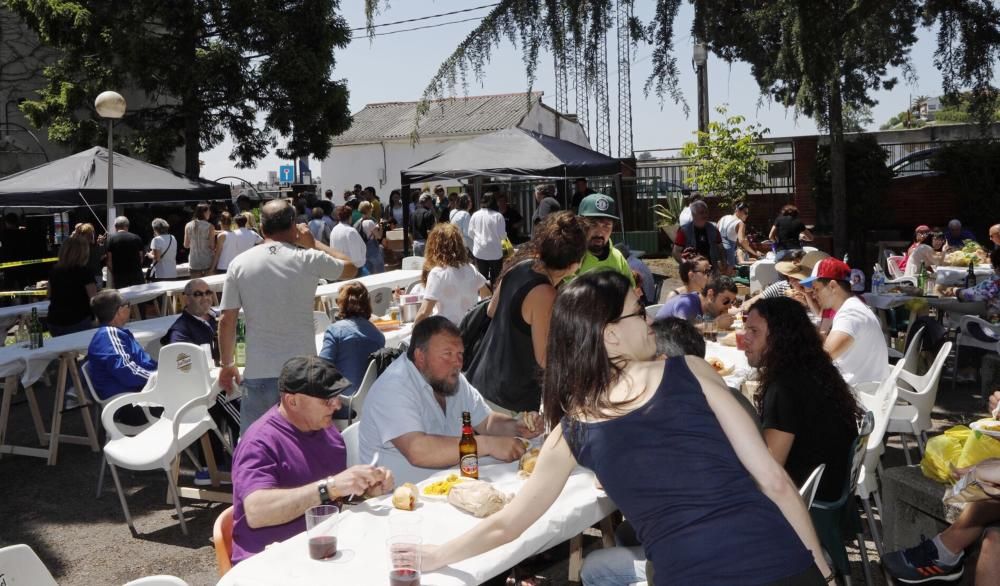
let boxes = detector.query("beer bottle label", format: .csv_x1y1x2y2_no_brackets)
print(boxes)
460,454,479,477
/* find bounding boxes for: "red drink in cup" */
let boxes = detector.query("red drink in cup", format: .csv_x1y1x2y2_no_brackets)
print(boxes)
388,536,422,586
309,535,338,560
735,329,747,351
389,568,420,586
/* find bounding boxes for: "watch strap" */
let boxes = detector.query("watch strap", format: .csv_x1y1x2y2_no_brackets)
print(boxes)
318,478,332,504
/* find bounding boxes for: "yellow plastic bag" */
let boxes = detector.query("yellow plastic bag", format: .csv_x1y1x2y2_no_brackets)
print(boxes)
501,238,514,258
921,424,1000,483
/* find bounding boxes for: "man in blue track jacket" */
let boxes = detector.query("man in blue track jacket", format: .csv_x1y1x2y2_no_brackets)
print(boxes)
86,289,157,401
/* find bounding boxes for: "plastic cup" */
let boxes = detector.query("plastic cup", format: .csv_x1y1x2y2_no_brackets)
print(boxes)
305,504,340,560
735,329,747,351
387,535,422,586
388,512,422,539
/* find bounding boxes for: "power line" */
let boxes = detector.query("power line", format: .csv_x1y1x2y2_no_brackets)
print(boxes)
351,15,487,40
351,3,499,32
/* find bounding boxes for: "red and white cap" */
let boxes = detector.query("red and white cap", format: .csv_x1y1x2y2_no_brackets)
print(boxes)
800,258,851,287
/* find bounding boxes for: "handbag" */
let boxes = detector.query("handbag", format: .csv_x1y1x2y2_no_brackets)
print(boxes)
146,235,173,282
458,298,492,371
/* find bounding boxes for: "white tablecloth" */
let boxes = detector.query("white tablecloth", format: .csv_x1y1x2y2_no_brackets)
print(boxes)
218,462,614,586
705,341,752,390
935,265,994,286
314,270,422,301
0,315,179,386
0,301,48,331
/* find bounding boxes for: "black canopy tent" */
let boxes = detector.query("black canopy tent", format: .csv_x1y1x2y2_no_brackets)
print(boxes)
0,147,231,211
399,128,623,254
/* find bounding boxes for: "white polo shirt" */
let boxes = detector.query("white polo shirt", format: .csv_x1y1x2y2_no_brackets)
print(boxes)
359,354,493,484
831,296,889,385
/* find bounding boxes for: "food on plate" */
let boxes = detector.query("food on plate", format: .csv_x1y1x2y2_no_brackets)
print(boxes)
447,480,510,517
978,419,1000,433
372,318,402,331
519,448,541,477
945,241,989,267
392,483,419,511
421,474,466,496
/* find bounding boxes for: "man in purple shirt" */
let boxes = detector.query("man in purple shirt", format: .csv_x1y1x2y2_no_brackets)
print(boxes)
654,275,738,329
231,356,394,564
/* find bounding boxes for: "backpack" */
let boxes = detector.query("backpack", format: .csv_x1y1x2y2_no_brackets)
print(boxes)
353,217,370,244
458,299,492,371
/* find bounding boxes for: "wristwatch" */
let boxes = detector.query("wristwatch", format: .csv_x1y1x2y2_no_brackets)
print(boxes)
317,477,334,504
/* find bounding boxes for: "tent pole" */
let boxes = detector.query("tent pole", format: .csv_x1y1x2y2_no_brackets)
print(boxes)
401,173,411,257
615,173,625,243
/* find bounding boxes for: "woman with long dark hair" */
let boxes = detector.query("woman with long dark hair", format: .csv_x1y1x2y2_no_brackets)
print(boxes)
47,236,97,336
744,297,862,502
769,204,813,261
422,271,831,583
465,211,586,414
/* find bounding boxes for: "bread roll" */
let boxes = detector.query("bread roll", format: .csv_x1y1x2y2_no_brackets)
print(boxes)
447,480,509,517
392,483,418,511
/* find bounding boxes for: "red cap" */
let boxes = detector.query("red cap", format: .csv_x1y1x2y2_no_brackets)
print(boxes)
800,258,851,287
915,225,930,233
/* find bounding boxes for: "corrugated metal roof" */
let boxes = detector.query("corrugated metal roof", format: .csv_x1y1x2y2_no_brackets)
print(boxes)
330,92,542,145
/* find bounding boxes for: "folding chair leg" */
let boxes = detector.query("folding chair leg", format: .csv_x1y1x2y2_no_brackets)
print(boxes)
107,462,137,536
900,434,913,466
210,425,233,455
856,533,873,586
861,496,884,557
165,469,188,536
96,454,107,498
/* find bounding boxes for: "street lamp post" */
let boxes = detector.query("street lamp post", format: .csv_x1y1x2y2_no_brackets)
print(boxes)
94,91,126,232
693,41,709,144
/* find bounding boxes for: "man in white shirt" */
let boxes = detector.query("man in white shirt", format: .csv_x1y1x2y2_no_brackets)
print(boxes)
359,316,541,484
801,258,888,385
329,205,368,273
467,192,507,286
217,199,357,433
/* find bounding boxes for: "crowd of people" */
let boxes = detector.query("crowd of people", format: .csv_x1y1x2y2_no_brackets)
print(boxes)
16,180,1000,586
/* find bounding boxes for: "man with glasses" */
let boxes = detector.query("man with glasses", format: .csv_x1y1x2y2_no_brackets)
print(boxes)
654,275,737,330
86,290,157,424
161,278,218,359
232,356,395,565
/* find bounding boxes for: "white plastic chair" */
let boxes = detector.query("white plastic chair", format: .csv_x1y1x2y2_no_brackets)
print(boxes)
313,311,332,335
81,361,157,498
854,361,903,558
123,576,190,586
952,315,1000,391
797,464,825,509
886,255,905,278
342,422,360,467
888,341,953,464
899,327,925,378
369,287,392,317
645,304,664,322
101,343,225,536
0,543,58,586
884,276,918,288
347,361,378,425
401,256,424,271
749,261,780,294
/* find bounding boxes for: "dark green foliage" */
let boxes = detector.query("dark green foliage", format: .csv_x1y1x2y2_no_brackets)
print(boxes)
932,142,1000,231
4,0,352,177
812,135,891,232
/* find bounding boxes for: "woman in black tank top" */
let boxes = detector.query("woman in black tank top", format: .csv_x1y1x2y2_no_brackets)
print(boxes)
466,212,586,412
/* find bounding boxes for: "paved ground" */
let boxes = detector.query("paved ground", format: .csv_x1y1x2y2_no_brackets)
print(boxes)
0,257,991,585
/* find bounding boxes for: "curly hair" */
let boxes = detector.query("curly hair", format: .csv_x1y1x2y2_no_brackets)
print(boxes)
421,223,469,284
749,297,862,427
336,282,372,319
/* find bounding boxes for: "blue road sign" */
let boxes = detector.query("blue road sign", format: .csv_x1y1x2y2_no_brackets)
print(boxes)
279,165,294,183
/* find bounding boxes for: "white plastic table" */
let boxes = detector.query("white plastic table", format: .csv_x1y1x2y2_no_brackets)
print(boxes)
217,462,615,586
0,314,179,464
314,270,422,302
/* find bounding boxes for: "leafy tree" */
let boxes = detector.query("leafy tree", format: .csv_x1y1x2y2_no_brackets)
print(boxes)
363,0,998,252
4,0,352,177
679,105,770,207
932,142,1000,231
812,134,891,262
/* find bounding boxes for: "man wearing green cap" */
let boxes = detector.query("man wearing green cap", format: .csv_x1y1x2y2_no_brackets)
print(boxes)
574,193,636,287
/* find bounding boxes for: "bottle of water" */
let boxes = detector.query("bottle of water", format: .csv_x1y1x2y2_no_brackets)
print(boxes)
872,264,885,294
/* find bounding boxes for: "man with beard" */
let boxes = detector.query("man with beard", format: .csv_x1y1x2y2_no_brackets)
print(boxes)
573,193,636,287
359,316,541,484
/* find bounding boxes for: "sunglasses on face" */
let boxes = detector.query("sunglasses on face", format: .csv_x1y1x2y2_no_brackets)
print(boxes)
189,290,212,298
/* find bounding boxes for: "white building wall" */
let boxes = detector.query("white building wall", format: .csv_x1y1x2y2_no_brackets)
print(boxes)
516,104,591,148
319,136,474,204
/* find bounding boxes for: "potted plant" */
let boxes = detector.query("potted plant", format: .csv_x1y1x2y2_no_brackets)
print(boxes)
653,190,685,242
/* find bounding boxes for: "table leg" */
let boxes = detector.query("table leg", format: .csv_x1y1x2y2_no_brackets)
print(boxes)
568,534,583,582
599,515,616,548
67,357,100,451
24,386,47,445
46,354,70,465
0,375,16,460
201,434,221,487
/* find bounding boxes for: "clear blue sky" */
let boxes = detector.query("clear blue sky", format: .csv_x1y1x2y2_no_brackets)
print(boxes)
200,1,946,184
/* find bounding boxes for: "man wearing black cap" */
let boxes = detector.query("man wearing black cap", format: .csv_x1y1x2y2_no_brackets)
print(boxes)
231,356,394,565
574,193,635,287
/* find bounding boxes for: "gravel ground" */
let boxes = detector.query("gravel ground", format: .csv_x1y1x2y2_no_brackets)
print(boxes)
0,261,988,585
